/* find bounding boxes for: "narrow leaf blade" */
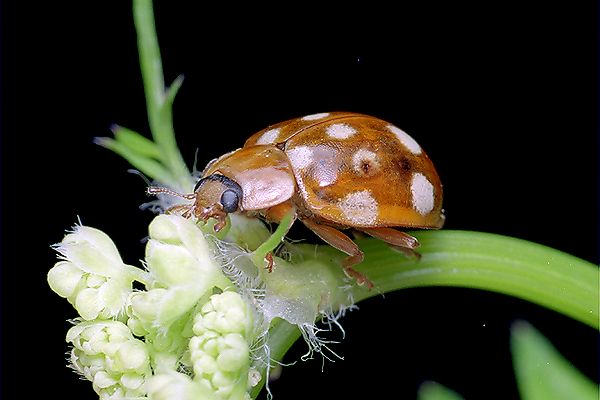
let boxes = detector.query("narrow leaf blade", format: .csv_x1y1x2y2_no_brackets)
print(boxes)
111,125,161,159
95,136,175,185
418,381,465,400
511,321,598,400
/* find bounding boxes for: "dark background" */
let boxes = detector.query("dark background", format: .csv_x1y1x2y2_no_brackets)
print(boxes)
2,2,598,399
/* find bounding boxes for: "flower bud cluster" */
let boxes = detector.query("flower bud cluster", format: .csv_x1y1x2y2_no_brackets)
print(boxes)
126,215,229,336
48,226,133,320
49,215,263,400
189,291,255,399
49,210,355,400
67,320,150,400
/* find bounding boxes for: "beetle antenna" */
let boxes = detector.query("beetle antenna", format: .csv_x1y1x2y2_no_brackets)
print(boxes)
127,169,152,186
146,186,196,200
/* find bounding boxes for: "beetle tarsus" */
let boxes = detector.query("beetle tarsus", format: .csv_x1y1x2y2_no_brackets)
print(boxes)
199,204,228,232
265,252,274,272
213,215,227,232
390,244,422,260
164,204,194,218
342,265,374,289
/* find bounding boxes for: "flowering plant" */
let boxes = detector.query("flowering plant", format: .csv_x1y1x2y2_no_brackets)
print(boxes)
47,1,598,399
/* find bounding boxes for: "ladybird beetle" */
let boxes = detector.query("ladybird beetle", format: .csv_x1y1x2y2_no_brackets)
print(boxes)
150,112,444,288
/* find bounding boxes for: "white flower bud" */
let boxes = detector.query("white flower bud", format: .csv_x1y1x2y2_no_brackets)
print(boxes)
50,224,135,320
114,341,149,372
128,288,168,322
195,291,253,335
146,215,229,289
47,261,84,298
125,214,231,332
216,333,249,372
212,369,236,393
149,214,211,262
59,226,125,276
120,372,145,390
75,288,104,320
188,291,253,399
93,371,117,389
145,241,203,287
193,352,218,376
146,372,214,400
128,286,204,328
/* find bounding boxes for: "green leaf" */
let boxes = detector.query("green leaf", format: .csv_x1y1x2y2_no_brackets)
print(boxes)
165,75,184,106
94,136,175,185
511,321,598,400
111,124,162,159
418,381,465,400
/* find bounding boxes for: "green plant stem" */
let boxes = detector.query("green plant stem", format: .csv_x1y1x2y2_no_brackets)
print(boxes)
133,0,191,191
252,230,598,397
352,230,598,328
251,211,295,266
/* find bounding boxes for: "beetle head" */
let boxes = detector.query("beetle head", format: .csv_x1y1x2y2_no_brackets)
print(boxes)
193,174,243,231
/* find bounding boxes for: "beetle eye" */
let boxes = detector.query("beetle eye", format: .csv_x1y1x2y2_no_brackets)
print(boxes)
220,189,239,213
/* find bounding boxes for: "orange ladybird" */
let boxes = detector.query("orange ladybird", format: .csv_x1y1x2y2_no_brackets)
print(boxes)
152,112,444,287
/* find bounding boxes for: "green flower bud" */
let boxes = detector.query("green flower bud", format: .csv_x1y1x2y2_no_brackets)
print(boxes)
120,372,145,391
189,291,255,399
49,224,134,320
74,287,104,321
66,320,150,400
128,286,205,328
147,372,215,400
194,291,253,335
148,214,215,268
146,241,203,286
146,215,229,289
216,333,249,372
47,261,84,298
128,288,169,322
127,215,231,330
59,226,125,276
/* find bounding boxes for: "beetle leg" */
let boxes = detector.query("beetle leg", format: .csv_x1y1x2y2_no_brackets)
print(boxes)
359,227,421,259
264,252,274,273
300,219,373,289
164,204,194,218
199,204,228,232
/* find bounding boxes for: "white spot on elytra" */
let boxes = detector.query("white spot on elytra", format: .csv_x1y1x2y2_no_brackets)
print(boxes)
286,145,313,170
338,190,378,225
387,124,421,155
326,123,357,139
308,145,339,187
352,148,380,175
302,112,330,121
411,172,434,215
255,128,281,145
314,167,338,187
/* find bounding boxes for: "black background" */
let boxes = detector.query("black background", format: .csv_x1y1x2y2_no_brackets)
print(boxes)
2,2,598,399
